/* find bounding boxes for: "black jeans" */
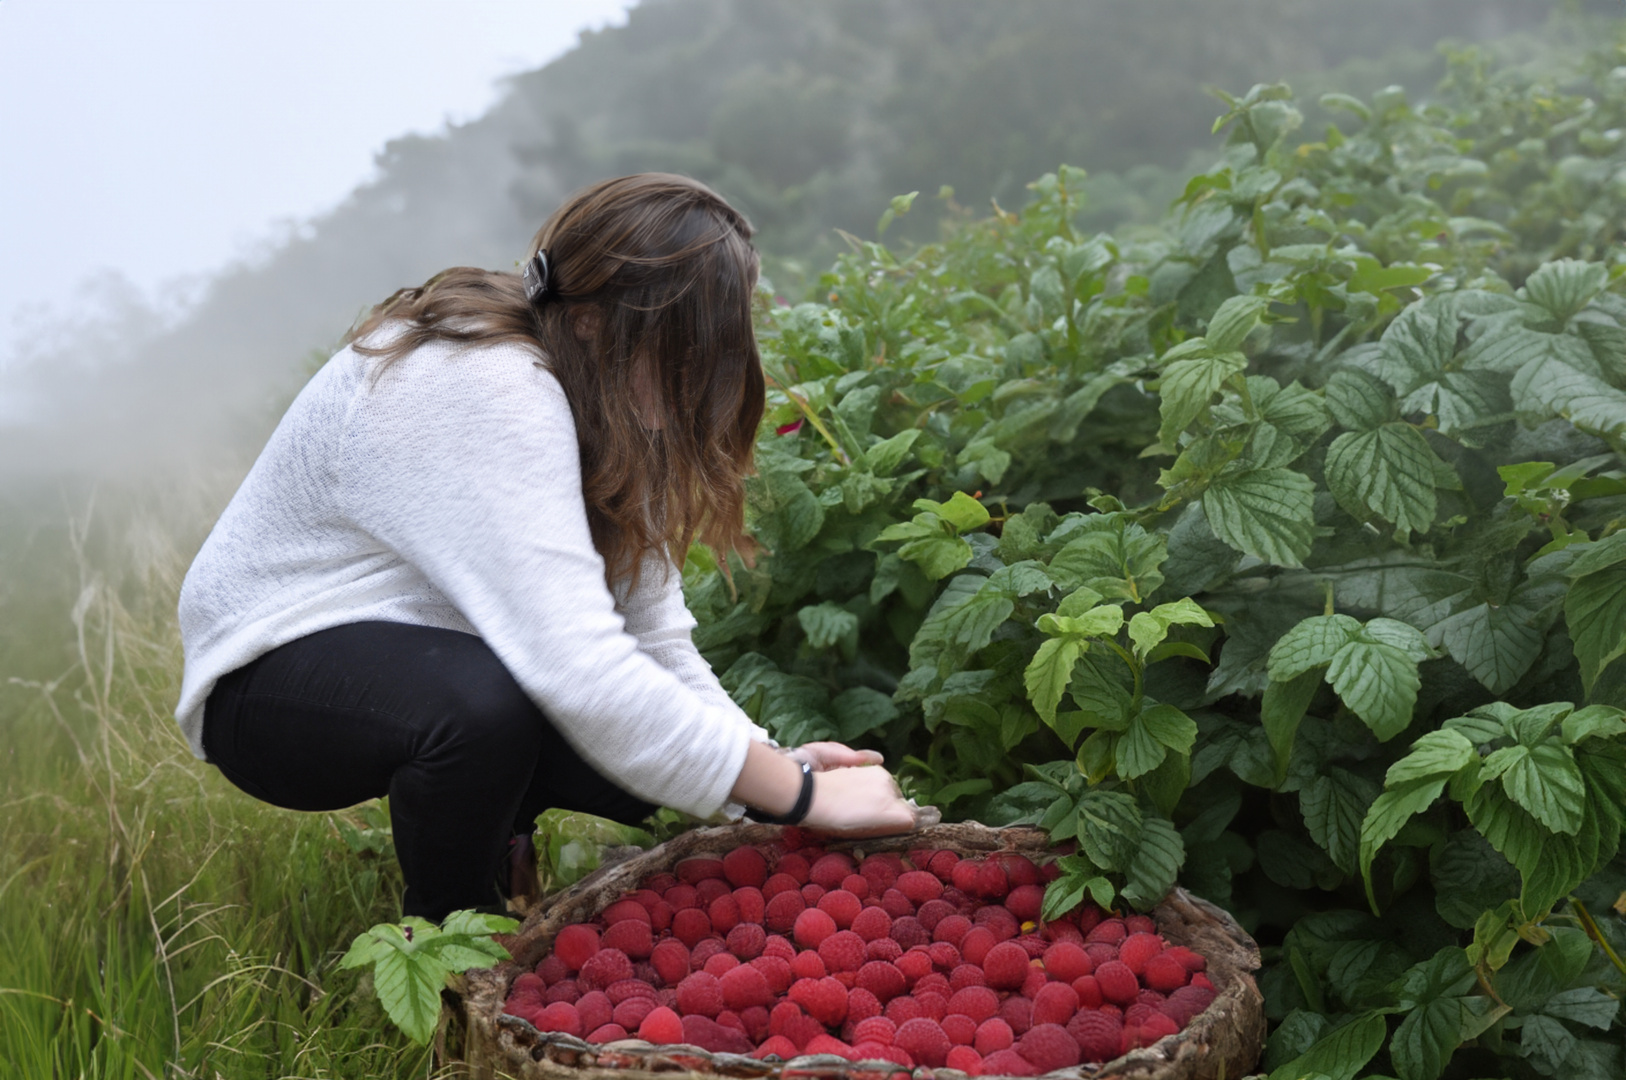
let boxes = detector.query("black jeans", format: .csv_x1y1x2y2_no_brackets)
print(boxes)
201,621,654,920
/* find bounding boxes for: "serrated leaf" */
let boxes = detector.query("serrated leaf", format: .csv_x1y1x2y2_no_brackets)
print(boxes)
1120,814,1185,908
1563,704,1626,743
1025,636,1084,724
1159,351,1247,446
942,590,1016,655
1262,670,1319,782
1431,829,1518,929
1203,467,1318,567
1075,789,1142,872
1046,516,1167,602
1266,1011,1385,1080
1206,294,1272,352
1566,561,1626,693
1269,615,1362,680
898,534,974,580
1325,423,1443,536
832,686,899,741
1325,368,1396,431
914,491,991,532
1116,712,1169,779
799,601,859,649
866,428,921,476
1492,742,1587,834
1523,258,1608,323
1380,300,1457,396
1511,350,1626,439
1038,605,1125,639
1518,1014,1575,1075
1432,597,1547,695
373,946,448,1046
1385,729,1476,786
1127,598,1215,660
1301,767,1378,875
1360,778,1449,905
1325,620,1430,740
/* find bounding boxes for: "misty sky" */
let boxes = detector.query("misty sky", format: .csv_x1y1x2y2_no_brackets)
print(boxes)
0,0,633,368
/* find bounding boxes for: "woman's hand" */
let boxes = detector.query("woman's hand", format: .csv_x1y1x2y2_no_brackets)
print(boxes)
801,762,923,837
789,741,884,771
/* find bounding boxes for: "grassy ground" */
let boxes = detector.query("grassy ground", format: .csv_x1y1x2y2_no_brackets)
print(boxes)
0,503,454,1078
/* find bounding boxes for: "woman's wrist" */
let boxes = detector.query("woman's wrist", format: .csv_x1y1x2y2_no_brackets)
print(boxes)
730,739,806,816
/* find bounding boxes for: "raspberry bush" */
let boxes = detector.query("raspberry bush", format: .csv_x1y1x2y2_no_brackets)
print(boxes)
677,43,1626,1080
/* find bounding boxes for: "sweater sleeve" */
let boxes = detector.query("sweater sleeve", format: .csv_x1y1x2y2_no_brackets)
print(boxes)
336,341,753,817
617,553,774,745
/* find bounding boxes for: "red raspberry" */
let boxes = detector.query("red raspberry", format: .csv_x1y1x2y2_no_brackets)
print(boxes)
665,883,700,910
790,949,828,980
949,964,986,991
708,894,742,936
683,1014,753,1054
1124,1003,1159,1027
897,871,944,905
1191,972,1215,992
765,890,806,933
1164,945,1207,973
1075,904,1103,934
998,855,1040,889
554,925,600,972
720,964,772,1010
916,989,949,1022
1020,966,1049,999
950,859,982,895
1142,1011,1178,1042
723,847,768,888
851,906,893,943
811,853,857,889
974,1016,1013,1055
740,1005,770,1043
819,889,863,930
1042,941,1092,983
860,854,902,892
676,971,724,1017
793,907,838,949
647,901,674,933
858,1041,915,1067
601,920,652,959
804,1033,852,1057
649,940,690,987
943,887,977,914
942,1013,977,1045
895,1018,951,1067
676,857,726,885
842,873,871,899
960,926,997,966
763,935,796,961
1138,988,1166,1008
637,1004,685,1044
1072,975,1103,1008
691,938,728,967
866,937,903,963
800,883,826,905
535,1001,584,1036
880,888,915,918
751,955,793,995
1085,942,1118,969
890,916,929,950
642,872,677,893
762,873,800,899
933,914,971,947
884,995,926,1025
1162,984,1216,1027
1066,1010,1122,1062
544,979,579,1004
847,986,882,1025
1016,934,1051,961
576,990,613,1032
946,1045,982,1072
1124,915,1156,934
1086,919,1126,945
1042,922,1084,947
776,853,812,884
734,887,765,926
916,899,955,931
671,908,712,948
1032,982,1079,1027
980,1048,1038,1076
510,971,545,1003
819,930,867,973
853,1015,896,1045
915,972,951,997
975,862,1010,900
897,948,934,982
999,994,1033,1035
1005,884,1044,923
1119,932,1163,975
579,948,633,991
974,905,1019,941
947,985,999,1022
1019,1023,1081,1070
856,960,907,1002
601,898,651,926
606,979,656,1005
753,1033,800,1059
929,941,962,971
1095,960,1139,1006
613,997,656,1030
982,942,1030,990
587,1022,628,1043
790,976,849,1027
726,922,766,961
926,850,960,881
537,955,568,986
1143,953,1188,993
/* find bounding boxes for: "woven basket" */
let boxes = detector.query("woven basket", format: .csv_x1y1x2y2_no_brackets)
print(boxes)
447,823,1263,1080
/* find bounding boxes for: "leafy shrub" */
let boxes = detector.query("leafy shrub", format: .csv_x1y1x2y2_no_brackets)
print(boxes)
683,42,1626,1080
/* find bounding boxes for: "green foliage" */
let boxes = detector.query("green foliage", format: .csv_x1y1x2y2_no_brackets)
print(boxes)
340,910,518,1046
687,38,1626,1080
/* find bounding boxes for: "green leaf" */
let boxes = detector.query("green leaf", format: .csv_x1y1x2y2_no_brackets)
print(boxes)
1511,349,1626,439
1262,670,1319,781
1543,987,1621,1030
1566,550,1626,693
1025,636,1084,724
1140,703,1199,754
373,946,448,1047
1119,814,1185,908
899,534,974,580
1522,259,1608,323
1324,368,1396,431
1269,615,1362,681
1485,742,1587,834
798,602,859,649
1203,467,1318,568
1206,294,1272,352
1518,1015,1576,1074
1563,704,1626,743
1431,598,1548,695
1390,949,1483,1080
914,491,991,532
942,589,1017,656
1301,767,1378,875
1359,778,1449,905
1379,298,1457,396
1325,423,1444,536
866,428,921,476
1159,350,1247,447
1046,515,1168,602
1037,605,1125,639
832,686,899,741
1127,598,1215,660
1266,1011,1385,1080
1074,789,1143,872
1385,729,1476,786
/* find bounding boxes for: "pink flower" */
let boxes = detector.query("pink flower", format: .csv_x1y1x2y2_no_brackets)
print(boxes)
776,419,804,436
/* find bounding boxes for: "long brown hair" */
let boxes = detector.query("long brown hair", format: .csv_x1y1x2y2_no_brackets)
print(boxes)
348,173,764,586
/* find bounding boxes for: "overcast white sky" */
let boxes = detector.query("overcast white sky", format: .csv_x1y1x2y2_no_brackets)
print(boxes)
0,0,633,366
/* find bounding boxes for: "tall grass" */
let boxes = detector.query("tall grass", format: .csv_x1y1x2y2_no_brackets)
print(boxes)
0,497,462,1078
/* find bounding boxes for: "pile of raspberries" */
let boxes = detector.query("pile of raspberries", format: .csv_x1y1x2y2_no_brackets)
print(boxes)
504,837,1214,1076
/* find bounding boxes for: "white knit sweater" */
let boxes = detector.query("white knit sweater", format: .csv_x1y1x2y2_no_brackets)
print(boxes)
175,332,770,818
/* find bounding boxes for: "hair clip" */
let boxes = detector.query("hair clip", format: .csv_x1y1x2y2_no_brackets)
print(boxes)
522,249,553,303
